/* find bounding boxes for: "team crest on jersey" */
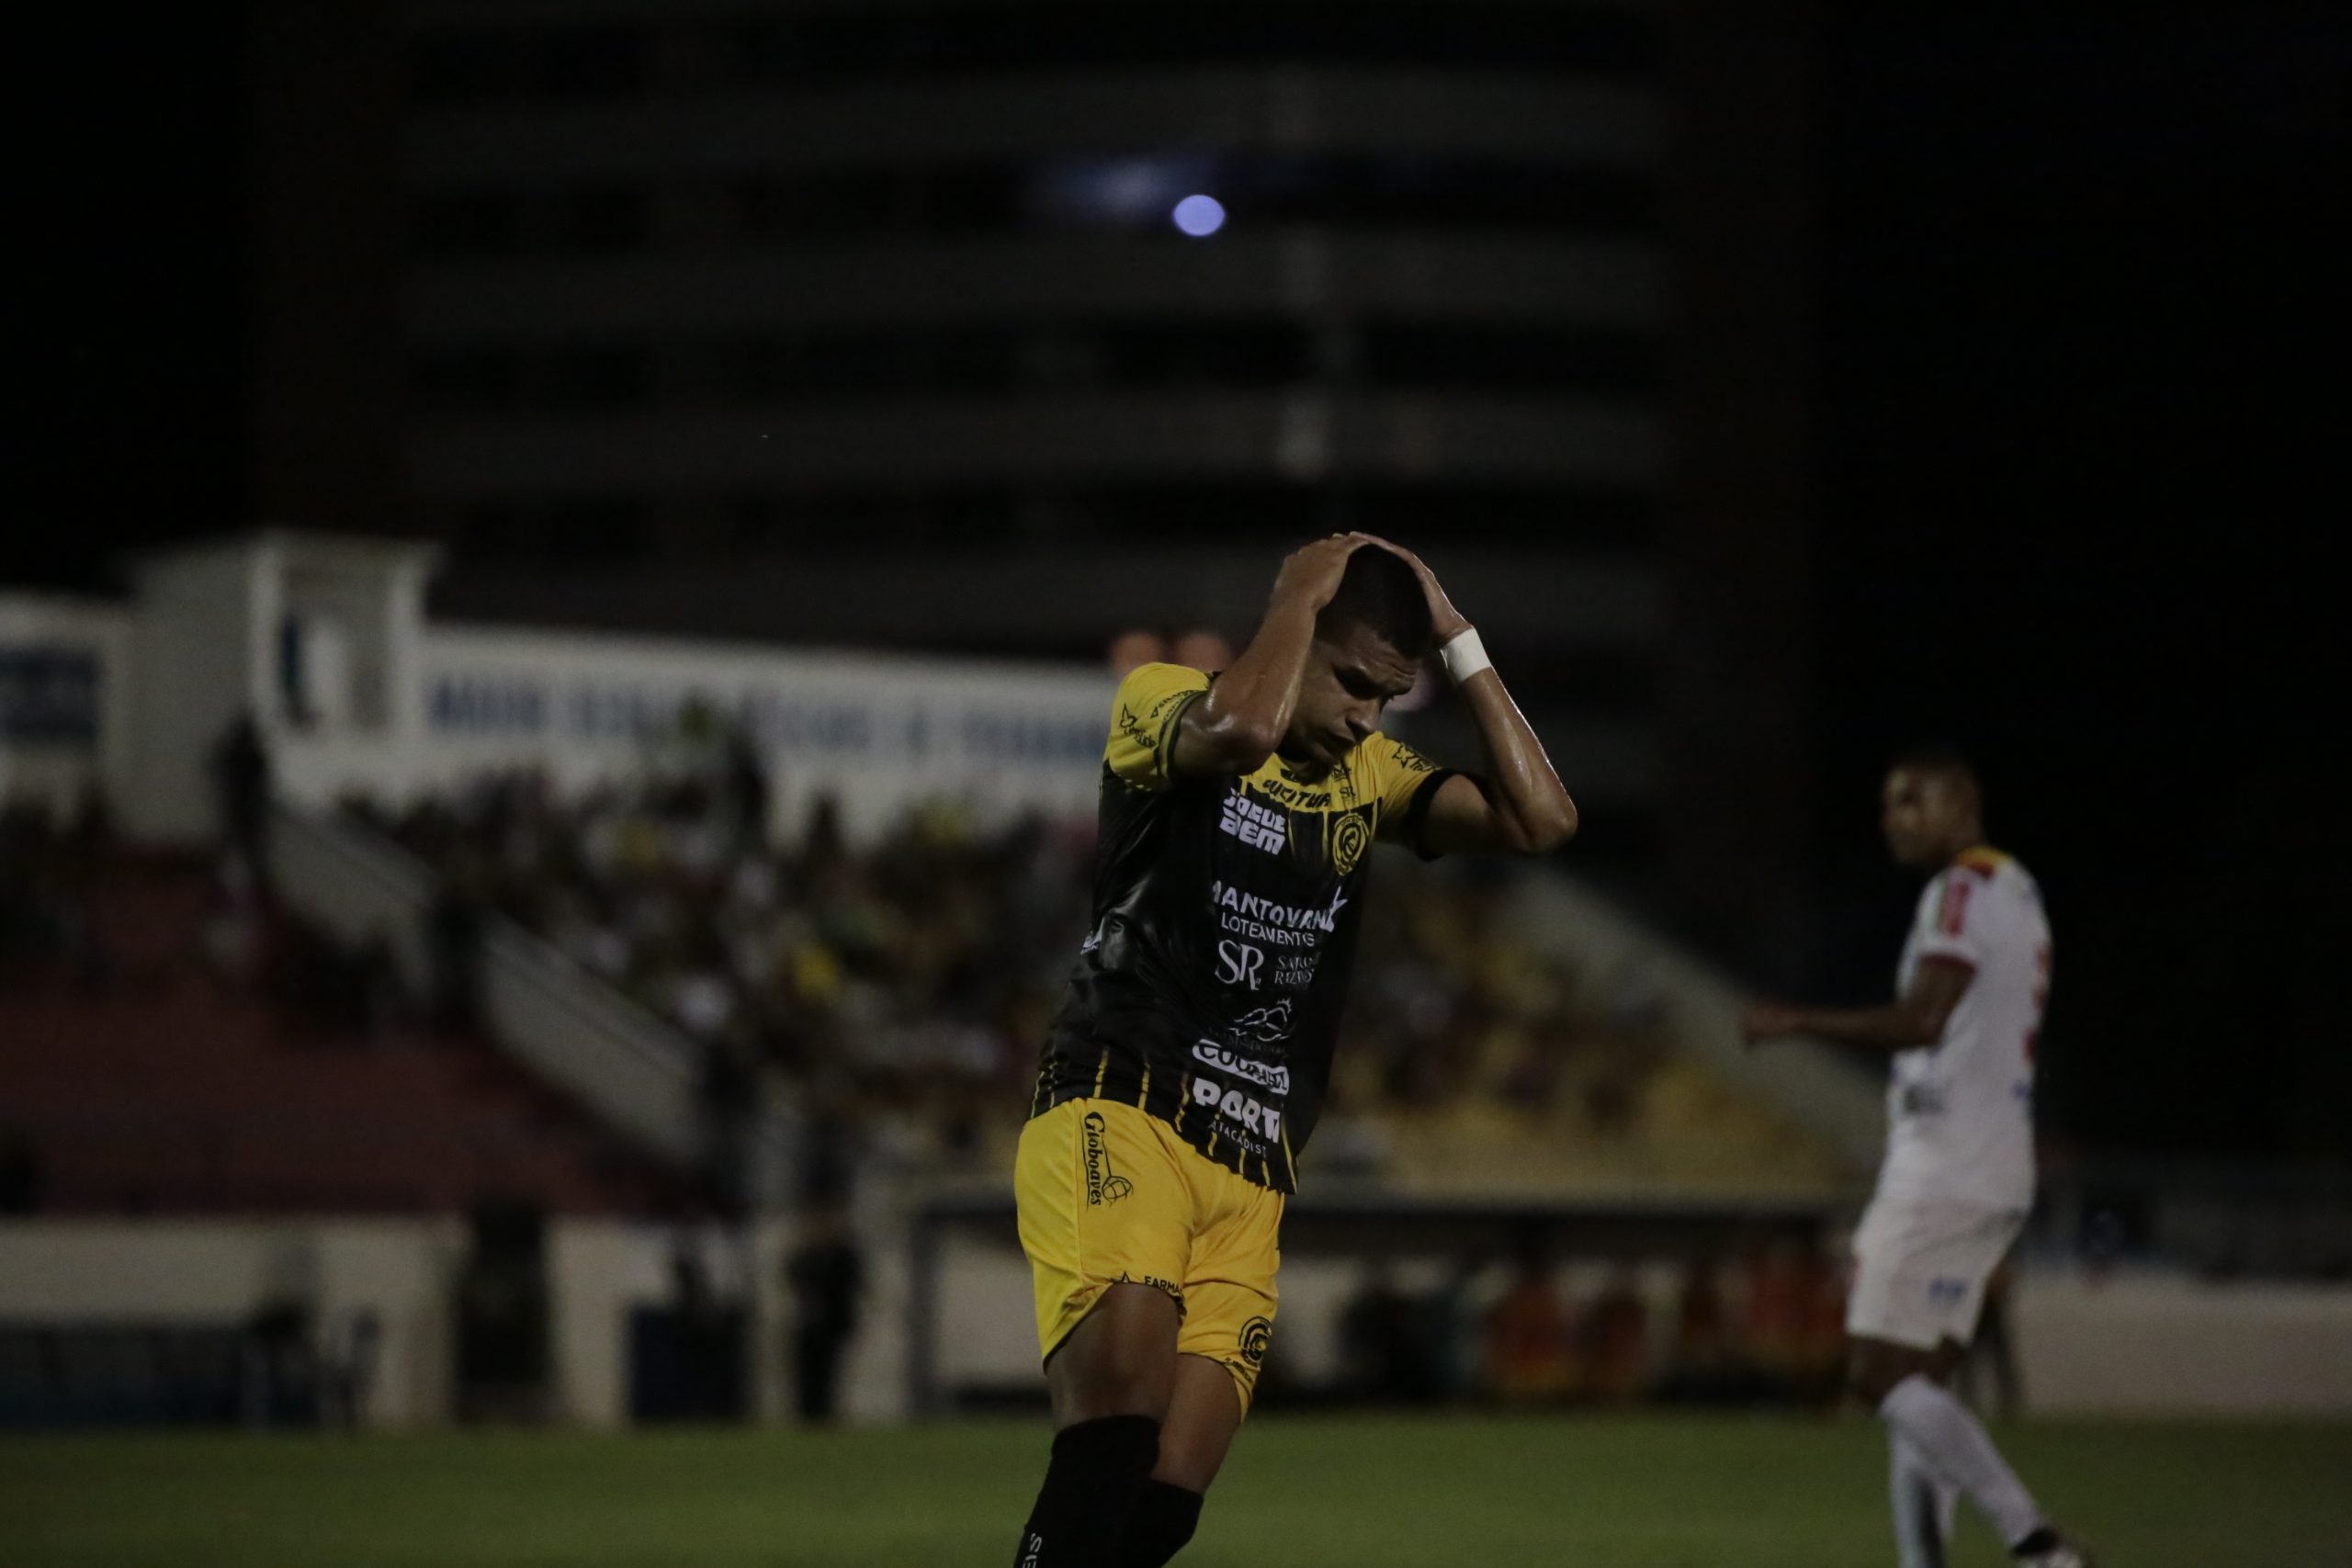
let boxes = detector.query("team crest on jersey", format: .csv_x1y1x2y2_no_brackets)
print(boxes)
1328,811,1371,875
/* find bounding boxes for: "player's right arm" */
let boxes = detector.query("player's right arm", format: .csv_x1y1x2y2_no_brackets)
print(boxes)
1163,534,1369,776
1738,959,1974,1055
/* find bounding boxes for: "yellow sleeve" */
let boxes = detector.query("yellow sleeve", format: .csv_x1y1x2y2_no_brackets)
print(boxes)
1362,731,1454,844
1104,662,1211,788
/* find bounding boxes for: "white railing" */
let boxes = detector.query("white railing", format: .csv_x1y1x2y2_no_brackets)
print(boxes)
266,801,795,1192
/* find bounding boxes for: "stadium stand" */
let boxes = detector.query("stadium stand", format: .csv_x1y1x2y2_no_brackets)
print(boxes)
0,806,685,1215
349,743,1846,1199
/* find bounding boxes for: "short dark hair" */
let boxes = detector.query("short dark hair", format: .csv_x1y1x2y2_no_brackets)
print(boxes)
1317,545,1434,660
1891,742,1982,802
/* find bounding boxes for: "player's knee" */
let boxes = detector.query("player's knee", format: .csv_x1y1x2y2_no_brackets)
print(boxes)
1847,1339,1924,1406
1049,1286,1182,1422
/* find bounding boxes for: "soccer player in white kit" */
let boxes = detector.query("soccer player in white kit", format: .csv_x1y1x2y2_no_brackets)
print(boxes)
1744,747,2090,1568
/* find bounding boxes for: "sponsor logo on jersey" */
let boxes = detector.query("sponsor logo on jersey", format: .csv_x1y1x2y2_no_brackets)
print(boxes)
1239,1315,1273,1369
1192,1077,1283,1145
1208,881,1348,951
1254,776,1334,810
1897,1083,1947,1118
1272,951,1319,988
1193,1041,1292,1093
1215,938,1266,990
1081,1111,1132,1205
1227,998,1294,1045
1219,791,1288,853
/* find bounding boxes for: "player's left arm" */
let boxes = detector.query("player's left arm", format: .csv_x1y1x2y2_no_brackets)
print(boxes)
1369,537,1577,858
1740,958,1974,1055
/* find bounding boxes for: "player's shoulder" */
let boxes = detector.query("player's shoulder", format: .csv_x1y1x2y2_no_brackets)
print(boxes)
1939,847,2046,938
1114,661,1209,700
1111,661,1208,726
1351,728,1440,773
1952,846,2040,897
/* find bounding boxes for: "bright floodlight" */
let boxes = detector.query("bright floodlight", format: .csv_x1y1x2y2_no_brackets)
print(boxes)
1172,194,1227,237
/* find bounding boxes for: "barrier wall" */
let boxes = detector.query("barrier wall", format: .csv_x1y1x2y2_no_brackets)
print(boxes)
0,1219,778,1431
10,1220,2347,1427
2014,1272,2352,1416
0,1220,466,1429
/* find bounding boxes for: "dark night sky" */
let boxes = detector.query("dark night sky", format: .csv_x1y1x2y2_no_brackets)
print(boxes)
7,6,2345,1159
1809,10,2346,1160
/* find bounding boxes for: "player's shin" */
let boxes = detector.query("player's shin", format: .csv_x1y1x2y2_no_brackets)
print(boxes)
1012,1415,1160,1567
1116,1479,1204,1567
1891,1432,1957,1568
1878,1374,2046,1551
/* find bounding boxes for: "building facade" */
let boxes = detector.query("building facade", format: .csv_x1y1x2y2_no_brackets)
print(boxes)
247,0,1813,969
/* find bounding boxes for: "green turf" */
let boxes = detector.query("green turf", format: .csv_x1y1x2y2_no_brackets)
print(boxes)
2,1415,2346,1567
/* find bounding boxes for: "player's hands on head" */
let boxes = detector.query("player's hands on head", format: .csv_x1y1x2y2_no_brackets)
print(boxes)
1738,1000,1801,1047
1352,534,1472,643
1272,532,1375,613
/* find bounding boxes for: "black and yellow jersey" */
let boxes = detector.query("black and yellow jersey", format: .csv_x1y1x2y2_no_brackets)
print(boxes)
1029,662,1463,1192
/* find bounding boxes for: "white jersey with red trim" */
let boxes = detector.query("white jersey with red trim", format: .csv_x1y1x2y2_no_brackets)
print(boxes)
1876,848,2051,1213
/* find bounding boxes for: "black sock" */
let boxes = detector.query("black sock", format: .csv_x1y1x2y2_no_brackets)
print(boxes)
2010,1526,2061,1557
1116,1480,1204,1568
1013,1415,1159,1567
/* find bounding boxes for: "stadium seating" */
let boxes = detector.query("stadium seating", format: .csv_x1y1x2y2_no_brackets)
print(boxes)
0,837,685,1215
357,759,1845,1198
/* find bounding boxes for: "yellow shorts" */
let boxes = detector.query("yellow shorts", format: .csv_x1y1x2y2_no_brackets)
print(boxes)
1014,1097,1284,1416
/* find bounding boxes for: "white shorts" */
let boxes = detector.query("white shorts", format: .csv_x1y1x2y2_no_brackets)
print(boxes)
1846,1195,2026,1351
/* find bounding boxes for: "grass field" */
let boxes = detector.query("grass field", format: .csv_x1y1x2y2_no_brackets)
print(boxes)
4,1415,2347,1567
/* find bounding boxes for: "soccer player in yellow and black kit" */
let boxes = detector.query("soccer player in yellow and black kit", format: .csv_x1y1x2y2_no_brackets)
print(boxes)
1010,535,1578,1566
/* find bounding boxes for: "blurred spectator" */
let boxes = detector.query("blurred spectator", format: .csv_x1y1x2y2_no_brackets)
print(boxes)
1659,1257,1738,1405
1731,1234,1848,1407
454,1201,551,1425
1419,1255,1487,1404
695,1032,762,1219
1105,629,1169,674
425,854,487,1030
208,713,272,885
666,1226,745,1421
786,1199,865,1425
1485,1242,1571,1403
1740,1236,1810,1396
1170,628,1235,671
1337,1260,1428,1404
1580,1266,1651,1405
722,722,771,852
0,803,107,987
0,1122,43,1213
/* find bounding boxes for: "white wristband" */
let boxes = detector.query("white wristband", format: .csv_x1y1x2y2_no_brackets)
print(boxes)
1438,627,1491,684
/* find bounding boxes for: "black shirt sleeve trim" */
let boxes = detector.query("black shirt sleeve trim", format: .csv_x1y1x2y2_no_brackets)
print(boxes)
1400,767,1480,861
1151,686,1206,780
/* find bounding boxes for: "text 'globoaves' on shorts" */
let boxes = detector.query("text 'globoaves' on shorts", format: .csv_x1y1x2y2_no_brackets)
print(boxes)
1015,1097,1283,1416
